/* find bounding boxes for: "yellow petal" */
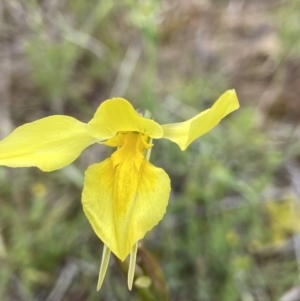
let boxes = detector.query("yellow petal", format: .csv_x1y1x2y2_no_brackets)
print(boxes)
87,98,163,140
0,116,96,171
161,89,239,150
82,158,170,261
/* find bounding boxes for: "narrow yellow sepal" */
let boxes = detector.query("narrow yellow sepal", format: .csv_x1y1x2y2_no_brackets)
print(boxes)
161,89,239,150
97,245,111,291
128,243,138,290
0,116,96,171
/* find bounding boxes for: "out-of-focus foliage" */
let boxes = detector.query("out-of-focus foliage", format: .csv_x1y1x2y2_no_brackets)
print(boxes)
1,0,300,300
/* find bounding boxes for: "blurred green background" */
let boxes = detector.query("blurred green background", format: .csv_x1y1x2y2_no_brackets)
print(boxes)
1,0,300,300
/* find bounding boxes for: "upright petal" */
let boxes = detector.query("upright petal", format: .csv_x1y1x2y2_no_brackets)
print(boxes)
82,158,170,261
87,98,163,140
0,116,97,171
161,90,239,150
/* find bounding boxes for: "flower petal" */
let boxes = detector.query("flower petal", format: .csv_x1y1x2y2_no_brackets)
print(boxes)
82,158,170,261
161,89,239,150
87,98,163,140
0,116,96,171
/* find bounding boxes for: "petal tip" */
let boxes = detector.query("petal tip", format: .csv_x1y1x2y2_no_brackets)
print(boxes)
228,89,240,109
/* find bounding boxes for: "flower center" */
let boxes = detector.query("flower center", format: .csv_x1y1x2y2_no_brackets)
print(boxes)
110,132,151,170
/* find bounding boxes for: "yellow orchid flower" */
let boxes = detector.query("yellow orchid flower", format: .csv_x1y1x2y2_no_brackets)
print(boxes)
0,89,239,290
